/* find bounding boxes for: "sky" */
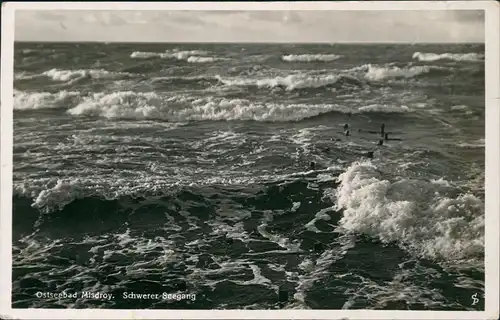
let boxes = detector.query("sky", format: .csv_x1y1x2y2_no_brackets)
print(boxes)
15,10,485,43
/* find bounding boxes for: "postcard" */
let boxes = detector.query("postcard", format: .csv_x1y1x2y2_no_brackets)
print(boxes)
1,1,498,319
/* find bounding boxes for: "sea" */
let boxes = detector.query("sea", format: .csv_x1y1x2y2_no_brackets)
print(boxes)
12,42,485,310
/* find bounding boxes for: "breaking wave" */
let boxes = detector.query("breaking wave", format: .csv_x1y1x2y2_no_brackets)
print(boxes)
130,51,171,59
66,92,347,121
14,90,80,110
363,64,435,81
282,54,342,62
14,90,417,119
412,52,484,62
217,73,363,91
335,161,484,262
130,50,221,63
15,68,132,83
186,56,224,63
42,68,128,82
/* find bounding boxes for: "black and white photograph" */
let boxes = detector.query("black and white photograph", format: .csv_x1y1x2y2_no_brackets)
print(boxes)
1,1,499,319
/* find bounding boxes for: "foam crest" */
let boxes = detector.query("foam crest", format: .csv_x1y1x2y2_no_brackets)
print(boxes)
282,54,342,62
42,68,123,82
364,64,431,81
187,56,224,63
15,72,37,80
66,91,416,121
130,50,216,62
67,91,347,121
14,90,80,110
130,51,170,59
335,161,484,262
186,100,342,122
67,91,164,119
358,104,412,113
33,179,87,212
218,73,360,91
456,139,485,148
412,52,484,62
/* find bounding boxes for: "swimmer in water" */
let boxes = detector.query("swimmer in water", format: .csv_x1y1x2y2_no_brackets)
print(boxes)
343,124,350,136
364,151,375,159
310,161,316,170
366,123,390,136
384,133,403,141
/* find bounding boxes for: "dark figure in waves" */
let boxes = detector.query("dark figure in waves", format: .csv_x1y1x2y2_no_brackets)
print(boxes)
361,123,404,138
309,161,316,170
384,132,402,141
361,123,386,136
330,123,350,141
343,123,350,136
364,151,375,159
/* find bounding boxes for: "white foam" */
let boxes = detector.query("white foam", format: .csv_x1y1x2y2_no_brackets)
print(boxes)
14,90,80,110
282,54,342,62
305,207,334,233
291,202,301,212
364,64,432,81
130,50,215,62
451,104,469,111
130,51,171,59
456,139,485,148
256,211,302,252
335,161,484,262
42,68,122,82
14,72,37,80
218,73,359,91
67,92,346,121
412,52,484,62
186,56,222,63
21,89,421,121
358,104,412,113
32,179,86,212
67,91,163,119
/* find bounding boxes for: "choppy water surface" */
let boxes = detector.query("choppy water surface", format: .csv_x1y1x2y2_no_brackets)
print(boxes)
13,42,485,310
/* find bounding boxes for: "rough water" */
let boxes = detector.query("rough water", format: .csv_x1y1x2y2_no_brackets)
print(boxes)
12,42,485,310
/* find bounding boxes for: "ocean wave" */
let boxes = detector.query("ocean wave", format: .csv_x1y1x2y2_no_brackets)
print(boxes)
412,52,484,62
187,56,226,63
15,68,131,83
130,50,220,63
130,51,171,59
15,72,39,80
282,54,342,62
218,64,442,89
335,161,484,262
42,68,128,82
15,89,414,118
456,139,485,149
451,105,470,111
66,91,350,121
217,73,363,91
67,91,165,119
357,104,412,113
13,171,289,214
363,64,434,81
14,89,80,110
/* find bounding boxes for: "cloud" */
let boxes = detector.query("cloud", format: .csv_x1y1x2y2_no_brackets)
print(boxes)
14,10,484,43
